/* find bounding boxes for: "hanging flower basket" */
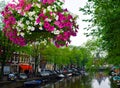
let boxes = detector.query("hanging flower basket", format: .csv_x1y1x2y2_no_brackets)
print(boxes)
1,0,79,47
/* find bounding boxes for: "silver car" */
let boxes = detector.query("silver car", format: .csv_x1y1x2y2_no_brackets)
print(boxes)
19,73,28,79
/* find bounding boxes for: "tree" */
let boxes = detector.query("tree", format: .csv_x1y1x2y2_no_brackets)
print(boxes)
41,44,71,69
0,29,33,80
0,30,16,80
41,44,93,70
28,42,46,74
80,0,120,65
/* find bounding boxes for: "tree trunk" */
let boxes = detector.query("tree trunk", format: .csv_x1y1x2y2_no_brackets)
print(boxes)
34,56,38,76
0,59,5,81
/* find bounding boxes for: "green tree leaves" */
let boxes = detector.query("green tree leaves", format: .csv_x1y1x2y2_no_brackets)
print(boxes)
80,0,120,65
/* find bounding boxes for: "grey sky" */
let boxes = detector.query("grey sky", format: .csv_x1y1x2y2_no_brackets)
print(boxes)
64,0,92,46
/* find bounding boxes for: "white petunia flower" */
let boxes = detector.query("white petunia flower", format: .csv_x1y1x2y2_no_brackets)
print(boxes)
17,32,20,36
36,3,41,8
55,16,59,20
28,11,35,17
24,12,27,17
35,15,38,20
39,22,43,26
34,21,38,25
62,12,65,14
29,17,34,21
17,21,21,26
47,6,51,10
52,13,56,17
31,27,35,31
20,24,24,28
16,27,20,32
20,32,25,37
28,26,32,30
70,19,72,22
17,21,24,28
54,8,57,12
32,3,35,6
28,12,31,17
39,27,43,30
47,6,52,12
20,18,24,22
45,18,51,22
43,9,46,13
31,22,34,25
17,10,21,14
53,30,60,35
32,11,35,15
53,5,57,8
26,21,30,25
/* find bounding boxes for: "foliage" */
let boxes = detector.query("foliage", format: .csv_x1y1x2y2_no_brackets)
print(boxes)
41,44,70,65
0,30,32,62
79,0,120,64
0,31,13,61
40,44,92,68
1,0,79,47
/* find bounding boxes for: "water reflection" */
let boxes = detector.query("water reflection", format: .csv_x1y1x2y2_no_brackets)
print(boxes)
34,72,115,88
92,72,111,88
39,76,92,88
92,77,110,88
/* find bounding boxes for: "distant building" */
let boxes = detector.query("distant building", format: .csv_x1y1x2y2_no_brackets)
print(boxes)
0,52,35,74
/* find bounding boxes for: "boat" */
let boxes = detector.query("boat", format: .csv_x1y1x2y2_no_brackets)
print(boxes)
112,76,120,85
24,79,42,87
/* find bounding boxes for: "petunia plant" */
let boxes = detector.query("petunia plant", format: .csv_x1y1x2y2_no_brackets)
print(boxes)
1,0,79,47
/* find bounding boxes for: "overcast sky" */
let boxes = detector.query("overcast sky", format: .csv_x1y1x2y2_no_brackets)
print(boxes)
0,0,92,46
64,0,92,46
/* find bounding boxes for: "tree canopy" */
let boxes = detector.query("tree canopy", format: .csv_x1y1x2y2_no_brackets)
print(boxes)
80,0,120,65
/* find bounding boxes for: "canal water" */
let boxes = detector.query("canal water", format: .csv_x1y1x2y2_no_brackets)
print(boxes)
35,72,118,88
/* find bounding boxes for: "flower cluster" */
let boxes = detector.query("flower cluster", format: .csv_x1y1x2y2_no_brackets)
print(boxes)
1,0,79,47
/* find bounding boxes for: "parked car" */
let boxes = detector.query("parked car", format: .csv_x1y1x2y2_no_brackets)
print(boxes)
71,68,80,76
39,70,50,77
62,68,72,77
18,73,28,80
7,73,17,81
53,70,65,78
39,70,57,83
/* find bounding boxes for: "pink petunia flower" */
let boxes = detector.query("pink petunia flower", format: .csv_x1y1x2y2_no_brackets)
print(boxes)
42,0,47,4
44,21,50,29
7,3,16,9
47,0,55,4
42,0,55,4
25,4,32,11
48,26,54,31
54,21,64,28
36,17,40,24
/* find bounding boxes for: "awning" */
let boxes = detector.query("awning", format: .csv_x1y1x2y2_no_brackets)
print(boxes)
114,66,120,69
19,64,32,71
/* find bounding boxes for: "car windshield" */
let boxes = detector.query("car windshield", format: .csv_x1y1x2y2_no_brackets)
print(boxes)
9,74,14,76
20,73,26,76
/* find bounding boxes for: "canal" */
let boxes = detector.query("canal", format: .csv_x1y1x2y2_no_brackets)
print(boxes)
1,72,119,88
35,72,118,88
